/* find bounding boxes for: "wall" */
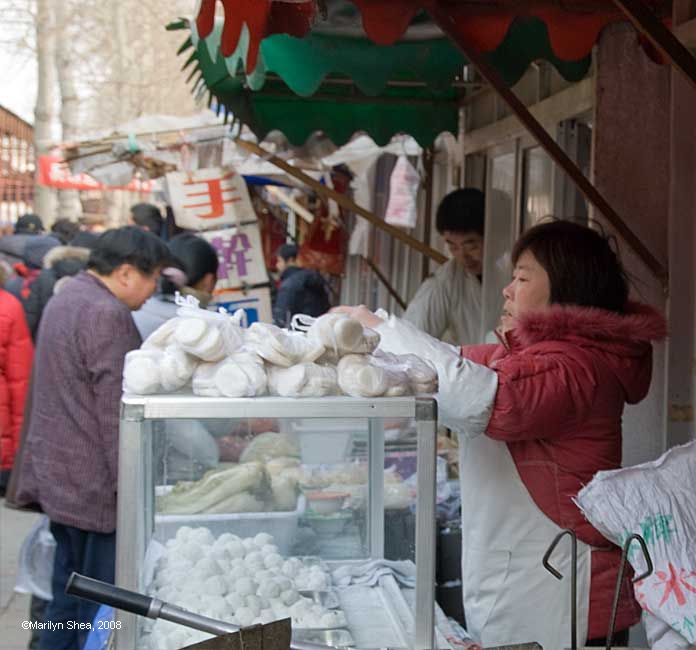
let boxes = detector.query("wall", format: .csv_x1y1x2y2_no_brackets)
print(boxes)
592,23,671,465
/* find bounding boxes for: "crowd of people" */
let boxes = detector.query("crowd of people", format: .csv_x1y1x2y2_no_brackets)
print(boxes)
0,189,666,650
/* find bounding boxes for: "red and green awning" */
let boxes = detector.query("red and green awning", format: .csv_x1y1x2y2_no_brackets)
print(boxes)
194,0,668,73
172,9,591,147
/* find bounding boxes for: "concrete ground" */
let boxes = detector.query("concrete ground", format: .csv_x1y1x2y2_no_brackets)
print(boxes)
0,498,41,650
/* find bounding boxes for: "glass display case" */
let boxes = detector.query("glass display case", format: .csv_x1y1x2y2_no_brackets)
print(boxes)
115,394,439,650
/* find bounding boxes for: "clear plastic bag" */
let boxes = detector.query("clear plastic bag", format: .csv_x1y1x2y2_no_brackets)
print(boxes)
15,515,55,601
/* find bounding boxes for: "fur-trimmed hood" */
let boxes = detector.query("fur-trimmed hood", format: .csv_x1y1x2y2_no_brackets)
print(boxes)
507,301,667,404
42,245,91,269
515,301,667,347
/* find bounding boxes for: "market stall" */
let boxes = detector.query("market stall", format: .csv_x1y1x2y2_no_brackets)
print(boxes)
115,394,441,650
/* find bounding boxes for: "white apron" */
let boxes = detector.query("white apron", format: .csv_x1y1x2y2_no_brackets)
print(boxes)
459,435,593,650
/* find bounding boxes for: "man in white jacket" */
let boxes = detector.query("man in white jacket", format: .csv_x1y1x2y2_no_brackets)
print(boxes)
404,188,485,345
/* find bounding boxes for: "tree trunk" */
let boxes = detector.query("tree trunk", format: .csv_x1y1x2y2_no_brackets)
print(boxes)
33,0,56,226
55,0,83,222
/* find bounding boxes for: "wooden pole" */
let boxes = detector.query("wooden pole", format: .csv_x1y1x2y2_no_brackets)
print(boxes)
425,1,668,289
612,0,696,92
235,138,448,264
362,256,407,310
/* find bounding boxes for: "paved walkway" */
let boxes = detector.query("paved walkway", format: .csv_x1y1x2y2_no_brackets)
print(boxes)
0,499,41,650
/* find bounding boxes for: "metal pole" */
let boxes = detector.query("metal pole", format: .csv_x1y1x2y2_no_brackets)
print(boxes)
422,148,435,282
425,1,669,290
362,256,407,310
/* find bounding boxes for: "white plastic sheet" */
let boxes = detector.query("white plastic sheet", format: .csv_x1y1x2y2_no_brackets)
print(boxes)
576,441,696,649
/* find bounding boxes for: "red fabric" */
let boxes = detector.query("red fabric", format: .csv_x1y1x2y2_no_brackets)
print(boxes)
461,301,667,638
0,289,33,471
198,0,669,72
196,0,315,73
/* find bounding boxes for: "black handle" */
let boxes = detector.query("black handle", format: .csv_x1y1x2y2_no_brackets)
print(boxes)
66,573,153,618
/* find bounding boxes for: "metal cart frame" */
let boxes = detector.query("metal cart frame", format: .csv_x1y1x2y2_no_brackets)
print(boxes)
115,395,439,650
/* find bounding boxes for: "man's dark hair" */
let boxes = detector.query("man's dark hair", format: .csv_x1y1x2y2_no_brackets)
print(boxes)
51,218,80,244
15,213,44,235
277,243,299,262
511,219,629,313
87,226,170,276
161,233,219,295
435,188,485,236
130,203,164,235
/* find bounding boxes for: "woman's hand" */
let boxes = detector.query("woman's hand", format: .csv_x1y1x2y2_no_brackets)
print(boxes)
330,305,384,329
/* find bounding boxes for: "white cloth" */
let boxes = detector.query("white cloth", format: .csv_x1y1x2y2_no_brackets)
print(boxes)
458,434,592,649
375,316,497,438
403,259,483,346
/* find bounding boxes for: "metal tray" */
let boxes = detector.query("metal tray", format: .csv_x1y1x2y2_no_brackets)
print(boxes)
298,590,341,609
292,628,355,648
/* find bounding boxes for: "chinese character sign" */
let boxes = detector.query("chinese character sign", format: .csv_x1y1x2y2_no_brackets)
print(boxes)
167,167,256,231
201,225,269,290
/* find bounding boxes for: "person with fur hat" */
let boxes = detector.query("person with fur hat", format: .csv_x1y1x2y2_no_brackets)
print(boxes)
335,220,666,650
24,230,98,340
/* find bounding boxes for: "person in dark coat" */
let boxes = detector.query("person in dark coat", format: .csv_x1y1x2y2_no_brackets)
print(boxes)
23,231,98,340
3,235,61,302
272,243,330,327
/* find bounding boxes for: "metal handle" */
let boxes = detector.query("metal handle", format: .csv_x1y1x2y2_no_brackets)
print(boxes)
66,573,153,619
542,529,578,650
66,573,333,650
66,572,239,635
606,534,653,650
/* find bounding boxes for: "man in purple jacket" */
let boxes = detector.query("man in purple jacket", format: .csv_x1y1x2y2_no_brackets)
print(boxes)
14,226,169,650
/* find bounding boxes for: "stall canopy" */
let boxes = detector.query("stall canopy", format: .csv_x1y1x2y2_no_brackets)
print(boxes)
178,0,682,286
170,2,592,147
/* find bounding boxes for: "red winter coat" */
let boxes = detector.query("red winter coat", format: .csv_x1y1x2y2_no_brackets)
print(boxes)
461,301,666,639
0,288,33,470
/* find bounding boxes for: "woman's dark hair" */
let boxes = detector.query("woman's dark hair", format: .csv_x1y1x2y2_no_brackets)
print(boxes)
87,226,170,276
436,188,485,235
130,202,164,235
161,233,219,295
511,220,629,313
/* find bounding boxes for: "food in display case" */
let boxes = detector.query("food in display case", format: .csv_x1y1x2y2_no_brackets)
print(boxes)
145,529,347,649
116,395,439,650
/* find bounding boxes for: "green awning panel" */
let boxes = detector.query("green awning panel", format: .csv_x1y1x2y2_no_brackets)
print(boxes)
170,17,590,147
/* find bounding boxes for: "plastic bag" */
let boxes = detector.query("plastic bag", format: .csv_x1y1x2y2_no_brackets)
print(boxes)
576,441,696,649
245,322,325,367
296,313,380,358
384,155,420,229
15,515,55,601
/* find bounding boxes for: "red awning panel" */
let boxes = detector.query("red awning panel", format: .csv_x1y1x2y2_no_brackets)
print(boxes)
195,0,670,75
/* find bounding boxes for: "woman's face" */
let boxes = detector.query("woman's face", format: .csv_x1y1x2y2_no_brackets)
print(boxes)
501,249,551,331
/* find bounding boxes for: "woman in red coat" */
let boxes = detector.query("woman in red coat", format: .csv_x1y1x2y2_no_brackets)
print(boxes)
0,265,33,494
337,220,666,649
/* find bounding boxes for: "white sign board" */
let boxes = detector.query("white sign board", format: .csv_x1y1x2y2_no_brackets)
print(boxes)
212,288,272,325
167,166,256,231
201,225,270,290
